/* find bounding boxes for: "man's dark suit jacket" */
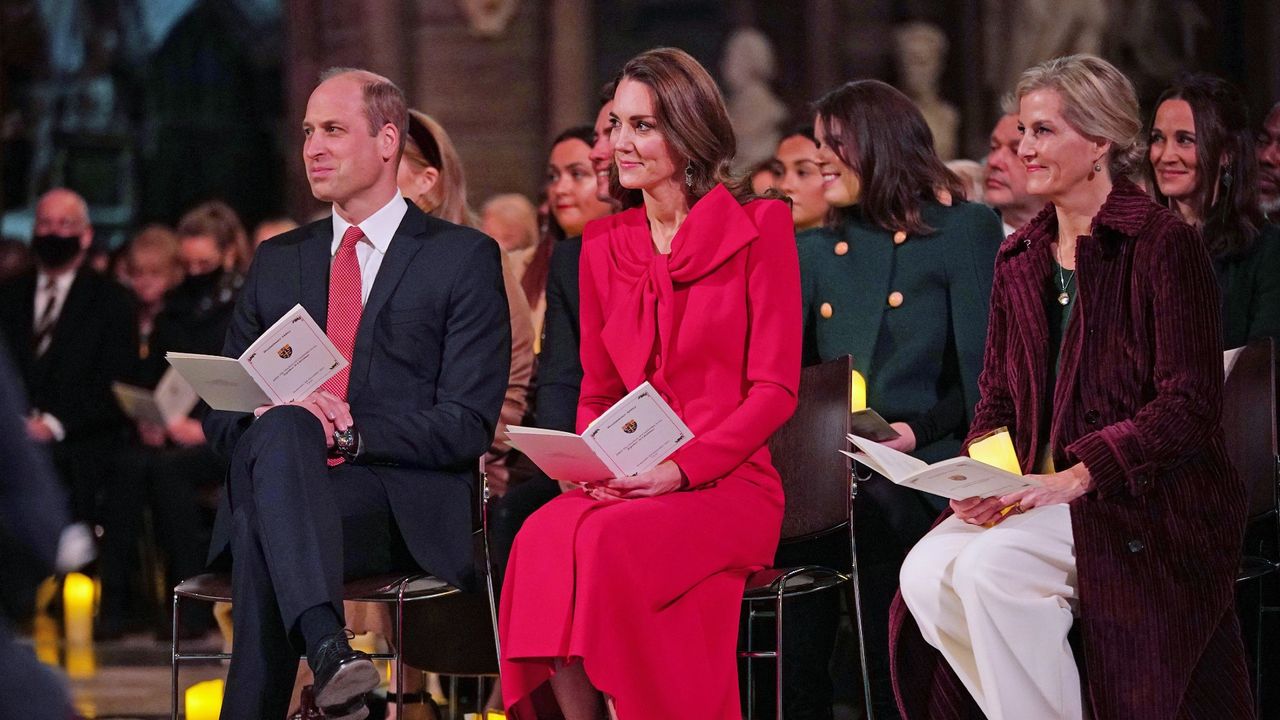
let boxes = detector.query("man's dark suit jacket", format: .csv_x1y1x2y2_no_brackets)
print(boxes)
204,201,511,589
0,334,68,620
534,236,582,432
0,269,136,443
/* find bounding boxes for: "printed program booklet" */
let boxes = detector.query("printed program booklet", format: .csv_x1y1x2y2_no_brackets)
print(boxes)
112,367,200,426
165,304,347,412
505,382,694,484
841,434,1041,500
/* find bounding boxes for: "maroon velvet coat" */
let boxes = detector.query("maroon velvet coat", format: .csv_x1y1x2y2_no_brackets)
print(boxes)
889,180,1255,719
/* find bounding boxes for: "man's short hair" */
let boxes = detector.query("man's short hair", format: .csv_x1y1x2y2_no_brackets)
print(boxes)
319,67,409,155
999,92,1018,117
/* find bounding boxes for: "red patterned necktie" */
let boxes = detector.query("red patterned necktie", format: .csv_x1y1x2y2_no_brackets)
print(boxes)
321,226,363,465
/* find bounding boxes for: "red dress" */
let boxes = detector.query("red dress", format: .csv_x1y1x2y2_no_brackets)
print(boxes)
499,185,802,719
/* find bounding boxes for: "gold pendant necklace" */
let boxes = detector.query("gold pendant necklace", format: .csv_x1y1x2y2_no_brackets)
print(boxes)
1055,243,1075,306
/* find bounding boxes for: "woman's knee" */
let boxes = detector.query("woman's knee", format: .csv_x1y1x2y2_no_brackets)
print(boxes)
950,532,1020,603
899,539,949,609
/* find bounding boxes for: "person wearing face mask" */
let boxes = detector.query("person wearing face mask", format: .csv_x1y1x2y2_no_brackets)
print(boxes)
799,79,1002,720
1147,74,1280,349
0,187,137,525
98,202,248,639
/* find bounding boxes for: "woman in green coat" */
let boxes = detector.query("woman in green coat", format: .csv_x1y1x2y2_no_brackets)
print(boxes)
800,79,1004,720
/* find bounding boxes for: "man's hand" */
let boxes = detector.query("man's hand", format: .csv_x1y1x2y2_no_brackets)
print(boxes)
255,401,337,447
590,461,684,500
137,419,167,447
303,390,353,431
26,415,54,443
166,417,206,447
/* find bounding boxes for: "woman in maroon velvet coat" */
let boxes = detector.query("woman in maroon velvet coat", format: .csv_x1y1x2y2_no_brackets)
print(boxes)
892,55,1254,720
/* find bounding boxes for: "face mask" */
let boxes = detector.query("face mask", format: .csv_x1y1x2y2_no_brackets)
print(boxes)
31,234,83,269
181,267,223,293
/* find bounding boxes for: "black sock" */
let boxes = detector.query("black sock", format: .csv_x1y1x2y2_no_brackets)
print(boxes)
298,603,343,661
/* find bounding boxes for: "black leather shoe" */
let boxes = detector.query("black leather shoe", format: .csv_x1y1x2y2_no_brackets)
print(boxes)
310,629,379,720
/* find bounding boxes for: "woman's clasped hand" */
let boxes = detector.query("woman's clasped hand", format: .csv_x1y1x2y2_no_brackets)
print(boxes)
950,463,1092,525
583,460,684,500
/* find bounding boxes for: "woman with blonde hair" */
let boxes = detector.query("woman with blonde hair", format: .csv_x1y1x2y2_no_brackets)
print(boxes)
398,109,477,226
893,54,1253,720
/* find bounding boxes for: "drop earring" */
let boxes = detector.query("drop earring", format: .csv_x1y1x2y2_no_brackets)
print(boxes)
1093,163,1102,173
685,163,694,188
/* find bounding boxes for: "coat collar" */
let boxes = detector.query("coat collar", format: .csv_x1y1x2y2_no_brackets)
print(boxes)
1001,179,1155,259
598,184,760,387
605,183,760,284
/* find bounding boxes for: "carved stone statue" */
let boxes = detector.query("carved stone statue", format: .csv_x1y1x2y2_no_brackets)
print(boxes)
982,0,1108,101
721,27,787,173
894,22,959,161
460,0,520,38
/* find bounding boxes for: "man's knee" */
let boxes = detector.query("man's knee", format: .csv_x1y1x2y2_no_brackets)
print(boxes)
245,405,324,447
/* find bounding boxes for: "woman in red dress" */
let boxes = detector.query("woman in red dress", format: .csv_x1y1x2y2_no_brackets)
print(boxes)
498,47,801,719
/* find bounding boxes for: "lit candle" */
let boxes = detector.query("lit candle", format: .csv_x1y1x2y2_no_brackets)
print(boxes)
185,678,224,720
850,370,867,412
65,644,95,679
62,572,94,646
968,427,1022,476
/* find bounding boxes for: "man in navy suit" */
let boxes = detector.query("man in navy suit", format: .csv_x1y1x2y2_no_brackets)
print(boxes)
0,338,74,720
203,68,509,719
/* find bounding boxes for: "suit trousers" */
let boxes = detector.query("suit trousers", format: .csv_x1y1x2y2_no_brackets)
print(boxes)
898,503,1081,720
219,406,415,720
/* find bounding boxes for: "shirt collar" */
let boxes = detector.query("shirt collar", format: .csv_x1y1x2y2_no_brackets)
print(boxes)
330,193,408,256
36,268,77,294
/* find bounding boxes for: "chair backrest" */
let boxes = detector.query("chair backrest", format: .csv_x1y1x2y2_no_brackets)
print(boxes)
1221,339,1278,523
401,459,499,675
767,356,853,542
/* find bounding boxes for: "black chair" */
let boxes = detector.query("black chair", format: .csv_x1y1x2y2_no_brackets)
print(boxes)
169,461,499,720
1224,339,1279,716
739,356,873,720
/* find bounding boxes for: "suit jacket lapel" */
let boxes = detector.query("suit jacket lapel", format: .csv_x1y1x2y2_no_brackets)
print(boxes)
40,271,91,372
349,204,427,391
299,219,332,333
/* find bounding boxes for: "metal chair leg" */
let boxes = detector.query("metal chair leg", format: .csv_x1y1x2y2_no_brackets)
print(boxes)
849,479,876,720
775,585,784,720
171,593,181,720
746,604,756,720
396,580,407,720
449,675,460,719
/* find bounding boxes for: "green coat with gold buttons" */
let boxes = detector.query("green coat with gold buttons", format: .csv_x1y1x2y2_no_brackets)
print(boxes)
799,200,1003,464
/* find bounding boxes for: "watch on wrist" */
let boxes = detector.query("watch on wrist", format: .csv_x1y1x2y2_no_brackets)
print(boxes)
333,426,358,459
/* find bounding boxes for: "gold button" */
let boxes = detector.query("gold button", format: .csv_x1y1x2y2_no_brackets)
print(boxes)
820,302,833,319
887,291,904,308
893,231,907,245
834,241,849,256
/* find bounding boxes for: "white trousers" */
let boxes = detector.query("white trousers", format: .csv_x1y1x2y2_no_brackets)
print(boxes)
899,504,1082,720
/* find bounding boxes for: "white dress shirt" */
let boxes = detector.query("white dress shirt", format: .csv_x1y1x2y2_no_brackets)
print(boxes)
32,269,77,440
33,269,76,331
330,193,408,304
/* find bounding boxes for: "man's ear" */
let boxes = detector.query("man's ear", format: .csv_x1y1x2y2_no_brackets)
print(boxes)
380,123,400,162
